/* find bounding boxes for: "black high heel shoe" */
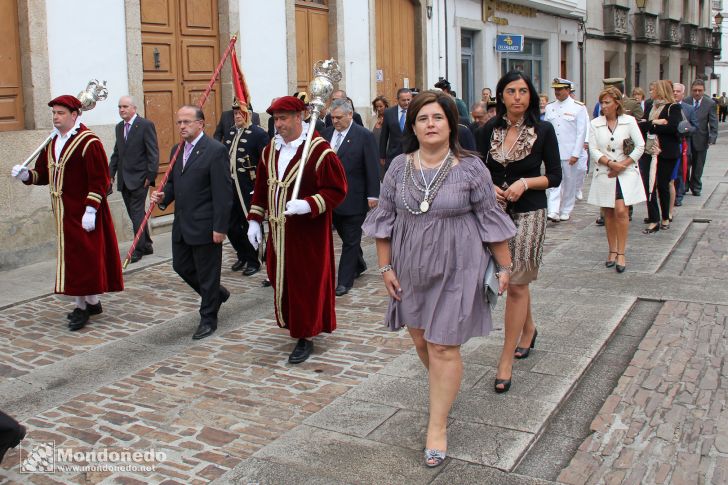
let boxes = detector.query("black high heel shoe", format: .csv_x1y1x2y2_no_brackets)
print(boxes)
615,253,626,273
494,376,512,394
515,329,538,359
605,251,617,268
643,224,659,234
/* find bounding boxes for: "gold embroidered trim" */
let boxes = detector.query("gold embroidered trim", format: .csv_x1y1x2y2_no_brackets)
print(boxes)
312,194,325,214
264,136,327,328
87,192,103,203
48,130,95,293
250,205,265,217
315,148,334,170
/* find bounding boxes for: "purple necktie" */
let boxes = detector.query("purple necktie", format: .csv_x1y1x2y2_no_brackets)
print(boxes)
123,122,130,140
183,142,194,167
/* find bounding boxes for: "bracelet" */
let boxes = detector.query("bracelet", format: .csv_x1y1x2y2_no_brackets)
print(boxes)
378,264,392,274
519,177,528,191
495,262,513,278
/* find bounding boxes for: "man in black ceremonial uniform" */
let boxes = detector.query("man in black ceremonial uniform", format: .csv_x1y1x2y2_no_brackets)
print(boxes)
222,98,270,275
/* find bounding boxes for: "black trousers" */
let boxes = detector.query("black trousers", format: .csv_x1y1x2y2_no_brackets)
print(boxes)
172,239,226,326
121,185,152,252
647,156,677,223
0,410,23,462
228,198,260,268
333,212,367,289
688,147,708,193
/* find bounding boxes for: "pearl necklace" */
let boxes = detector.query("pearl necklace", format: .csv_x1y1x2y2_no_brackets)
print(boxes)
401,150,453,215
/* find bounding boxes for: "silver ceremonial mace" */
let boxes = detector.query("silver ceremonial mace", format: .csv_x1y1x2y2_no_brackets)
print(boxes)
289,59,342,201
21,79,108,168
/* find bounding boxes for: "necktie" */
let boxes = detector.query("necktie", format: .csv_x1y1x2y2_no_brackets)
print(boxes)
334,132,343,152
183,142,193,167
399,110,406,131
124,122,130,140
695,99,700,109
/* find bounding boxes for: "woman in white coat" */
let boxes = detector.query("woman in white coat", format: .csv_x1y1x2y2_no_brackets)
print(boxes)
588,87,646,272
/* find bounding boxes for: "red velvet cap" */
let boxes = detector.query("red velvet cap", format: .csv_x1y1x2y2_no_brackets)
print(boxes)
266,96,306,115
48,95,82,112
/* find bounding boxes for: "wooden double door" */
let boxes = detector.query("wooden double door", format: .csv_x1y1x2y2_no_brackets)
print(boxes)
0,0,24,132
141,0,222,214
375,0,417,103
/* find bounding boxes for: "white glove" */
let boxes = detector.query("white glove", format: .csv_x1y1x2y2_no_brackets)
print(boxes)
81,206,97,232
11,165,29,181
284,199,312,216
247,220,262,249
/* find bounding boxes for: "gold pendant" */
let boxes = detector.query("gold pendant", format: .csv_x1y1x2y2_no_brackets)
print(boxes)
420,200,430,213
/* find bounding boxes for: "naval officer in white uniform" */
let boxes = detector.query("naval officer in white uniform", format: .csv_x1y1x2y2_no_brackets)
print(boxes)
544,78,589,221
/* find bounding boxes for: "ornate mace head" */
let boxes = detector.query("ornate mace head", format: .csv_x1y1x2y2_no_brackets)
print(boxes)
76,79,109,112
307,59,342,116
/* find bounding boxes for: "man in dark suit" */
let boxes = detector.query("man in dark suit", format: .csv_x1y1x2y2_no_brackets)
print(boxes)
688,79,718,196
151,106,233,340
323,99,380,296
222,98,269,275
109,96,160,263
324,90,363,127
214,106,260,141
379,88,412,177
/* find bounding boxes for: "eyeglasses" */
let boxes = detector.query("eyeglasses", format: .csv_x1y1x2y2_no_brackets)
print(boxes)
176,119,203,126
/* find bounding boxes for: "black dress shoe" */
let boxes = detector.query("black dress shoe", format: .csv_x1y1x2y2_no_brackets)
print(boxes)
243,265,260,276
288,338,313,364
262,279,272,287
692,191,701,196
67,302,102,319
192,323,216,340
595,216,605,226
68,308,90,331
142,246,154,255
335,285,350,297
130,252,143,263
231,260,246,272
0,423,26,464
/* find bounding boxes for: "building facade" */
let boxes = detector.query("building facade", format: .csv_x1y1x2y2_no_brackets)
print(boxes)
0,0,429,269
434,0,586,109
584,0,721,110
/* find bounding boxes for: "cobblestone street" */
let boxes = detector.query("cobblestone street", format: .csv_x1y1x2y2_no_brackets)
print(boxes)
1,138,728,483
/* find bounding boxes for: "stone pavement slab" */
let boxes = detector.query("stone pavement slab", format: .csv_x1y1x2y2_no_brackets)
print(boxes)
558,301,728,485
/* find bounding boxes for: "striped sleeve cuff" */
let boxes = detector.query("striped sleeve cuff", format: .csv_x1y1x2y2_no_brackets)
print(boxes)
85,191,103,209
248,204,265,222
305,194,326,217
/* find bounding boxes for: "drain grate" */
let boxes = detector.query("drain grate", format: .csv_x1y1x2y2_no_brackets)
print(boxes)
513,299,663,481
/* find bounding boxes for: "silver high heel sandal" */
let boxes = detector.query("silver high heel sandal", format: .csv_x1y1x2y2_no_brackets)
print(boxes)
424,448,446,467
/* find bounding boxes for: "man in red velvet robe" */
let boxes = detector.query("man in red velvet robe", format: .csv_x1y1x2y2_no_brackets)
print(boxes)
247,96,347,363
11,95,123,331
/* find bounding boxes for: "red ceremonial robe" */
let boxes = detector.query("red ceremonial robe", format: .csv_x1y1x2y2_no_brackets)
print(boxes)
248,132,347,338
25,124,124,296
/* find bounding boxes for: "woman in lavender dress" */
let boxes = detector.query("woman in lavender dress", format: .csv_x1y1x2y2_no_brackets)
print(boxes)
363,90,516,467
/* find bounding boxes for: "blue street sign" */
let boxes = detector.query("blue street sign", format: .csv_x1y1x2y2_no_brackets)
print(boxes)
495,34,524,52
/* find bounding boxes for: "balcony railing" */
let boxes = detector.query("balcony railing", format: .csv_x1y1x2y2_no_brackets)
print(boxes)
633,12,659,42
660,18,681,45
682,24,699,47
603,4,630,38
